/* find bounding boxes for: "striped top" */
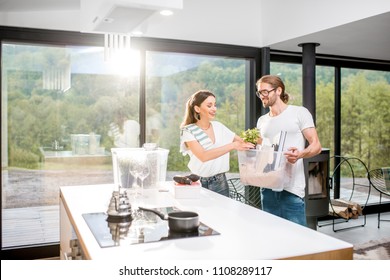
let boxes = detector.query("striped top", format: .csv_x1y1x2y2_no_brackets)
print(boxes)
183,124,213,150
180,121,235,177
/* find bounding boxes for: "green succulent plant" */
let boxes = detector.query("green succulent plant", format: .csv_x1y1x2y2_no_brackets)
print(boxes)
240,128,260,145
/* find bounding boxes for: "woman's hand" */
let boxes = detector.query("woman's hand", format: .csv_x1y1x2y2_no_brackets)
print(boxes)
233,140,255,151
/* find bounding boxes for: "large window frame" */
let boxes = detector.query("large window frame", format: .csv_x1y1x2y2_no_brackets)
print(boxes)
271,50,390,215
0,26,261,259
1,26,389,259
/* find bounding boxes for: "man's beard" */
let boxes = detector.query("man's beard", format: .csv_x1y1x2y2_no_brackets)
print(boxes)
262,96,275,108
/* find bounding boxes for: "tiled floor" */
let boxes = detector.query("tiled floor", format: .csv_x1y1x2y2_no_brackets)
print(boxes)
2,205,59,247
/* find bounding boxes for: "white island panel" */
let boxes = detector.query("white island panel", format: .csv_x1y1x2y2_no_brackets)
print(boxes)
60,183,353,260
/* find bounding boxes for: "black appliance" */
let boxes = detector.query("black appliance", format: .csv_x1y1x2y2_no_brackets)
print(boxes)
304,149,330,230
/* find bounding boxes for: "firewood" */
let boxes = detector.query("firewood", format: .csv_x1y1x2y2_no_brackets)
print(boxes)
330,199,362,216
329,204,350,219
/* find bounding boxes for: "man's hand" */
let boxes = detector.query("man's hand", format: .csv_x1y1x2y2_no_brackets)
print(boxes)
284,147,300,164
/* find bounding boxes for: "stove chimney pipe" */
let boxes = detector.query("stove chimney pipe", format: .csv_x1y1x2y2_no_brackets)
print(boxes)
298,42,320,125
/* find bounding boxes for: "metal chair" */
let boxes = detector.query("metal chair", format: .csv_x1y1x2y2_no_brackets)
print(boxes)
368,168,390,228
319,155,371,232
227,178,261,209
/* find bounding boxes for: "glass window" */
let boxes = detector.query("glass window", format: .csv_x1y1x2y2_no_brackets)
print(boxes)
269,63,336,157
270,62,302,106
2,42,250,249
268,63,390,207
145,51,249,173
316,66,335,156
1,42,139,248
339,68,390,205
341,68,390,169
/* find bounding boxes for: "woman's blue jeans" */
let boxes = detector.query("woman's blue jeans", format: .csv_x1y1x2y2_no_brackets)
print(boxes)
200,173,229,197
261,188,307,226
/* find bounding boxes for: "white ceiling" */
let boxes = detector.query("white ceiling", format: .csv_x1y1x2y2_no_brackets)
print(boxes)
0,0,389,61
0,0,79,11
269,11,390,61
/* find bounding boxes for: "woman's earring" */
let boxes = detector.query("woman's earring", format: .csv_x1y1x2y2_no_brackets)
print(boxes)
195,113,200,120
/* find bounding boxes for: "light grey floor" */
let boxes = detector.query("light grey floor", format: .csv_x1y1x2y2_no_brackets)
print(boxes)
316,213,390,246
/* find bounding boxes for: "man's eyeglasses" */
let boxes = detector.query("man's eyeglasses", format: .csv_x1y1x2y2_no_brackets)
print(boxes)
256,88,276,98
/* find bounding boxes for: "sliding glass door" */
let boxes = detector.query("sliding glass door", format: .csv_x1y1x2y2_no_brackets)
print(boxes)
1,42,139,248
1,40,251,251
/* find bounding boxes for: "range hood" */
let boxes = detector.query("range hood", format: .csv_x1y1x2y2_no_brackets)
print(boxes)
80,0,183,34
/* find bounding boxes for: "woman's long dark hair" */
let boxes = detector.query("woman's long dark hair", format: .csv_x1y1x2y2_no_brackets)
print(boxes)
180,90,215,128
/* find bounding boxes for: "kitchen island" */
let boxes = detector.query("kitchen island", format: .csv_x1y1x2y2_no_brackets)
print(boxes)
60,183,353,260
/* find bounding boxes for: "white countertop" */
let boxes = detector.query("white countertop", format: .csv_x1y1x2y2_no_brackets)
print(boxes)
60,182,353,260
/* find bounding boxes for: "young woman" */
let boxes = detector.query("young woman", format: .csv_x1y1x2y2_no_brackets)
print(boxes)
180,90,254,196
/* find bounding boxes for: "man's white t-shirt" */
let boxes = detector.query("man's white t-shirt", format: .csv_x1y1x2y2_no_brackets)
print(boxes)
257,105,315,198
180,121,235,177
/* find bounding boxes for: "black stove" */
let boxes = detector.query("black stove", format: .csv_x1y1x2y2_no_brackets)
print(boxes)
82,207,220,248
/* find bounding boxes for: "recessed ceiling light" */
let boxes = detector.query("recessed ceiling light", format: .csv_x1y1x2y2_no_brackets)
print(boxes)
160,10,173,16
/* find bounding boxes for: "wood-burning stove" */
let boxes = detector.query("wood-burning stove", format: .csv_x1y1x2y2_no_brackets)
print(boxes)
304,149,330,230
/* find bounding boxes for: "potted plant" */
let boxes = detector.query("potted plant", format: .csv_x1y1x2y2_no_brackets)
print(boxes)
240,128,259,145
240,128,259,156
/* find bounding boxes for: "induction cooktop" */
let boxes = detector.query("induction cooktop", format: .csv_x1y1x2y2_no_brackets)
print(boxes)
82,206,220,248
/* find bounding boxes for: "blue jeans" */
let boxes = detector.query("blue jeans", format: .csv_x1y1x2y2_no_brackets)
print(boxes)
200,173,229,197
261,188,307,226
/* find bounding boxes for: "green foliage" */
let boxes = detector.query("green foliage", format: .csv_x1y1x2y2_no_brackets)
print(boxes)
9,145,40,169
240,128,260,144
167,146,189,172
337,71,390,170
229,151,239,172
3,44,389,174
271,62,302,105
316,72,335,153
149,57,247,172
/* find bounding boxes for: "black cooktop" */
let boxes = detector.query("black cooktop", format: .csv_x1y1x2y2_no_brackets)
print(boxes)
82,207,220,248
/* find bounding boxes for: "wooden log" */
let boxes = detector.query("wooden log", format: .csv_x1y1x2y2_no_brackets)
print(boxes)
329,204,350,219
330,199,362,216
